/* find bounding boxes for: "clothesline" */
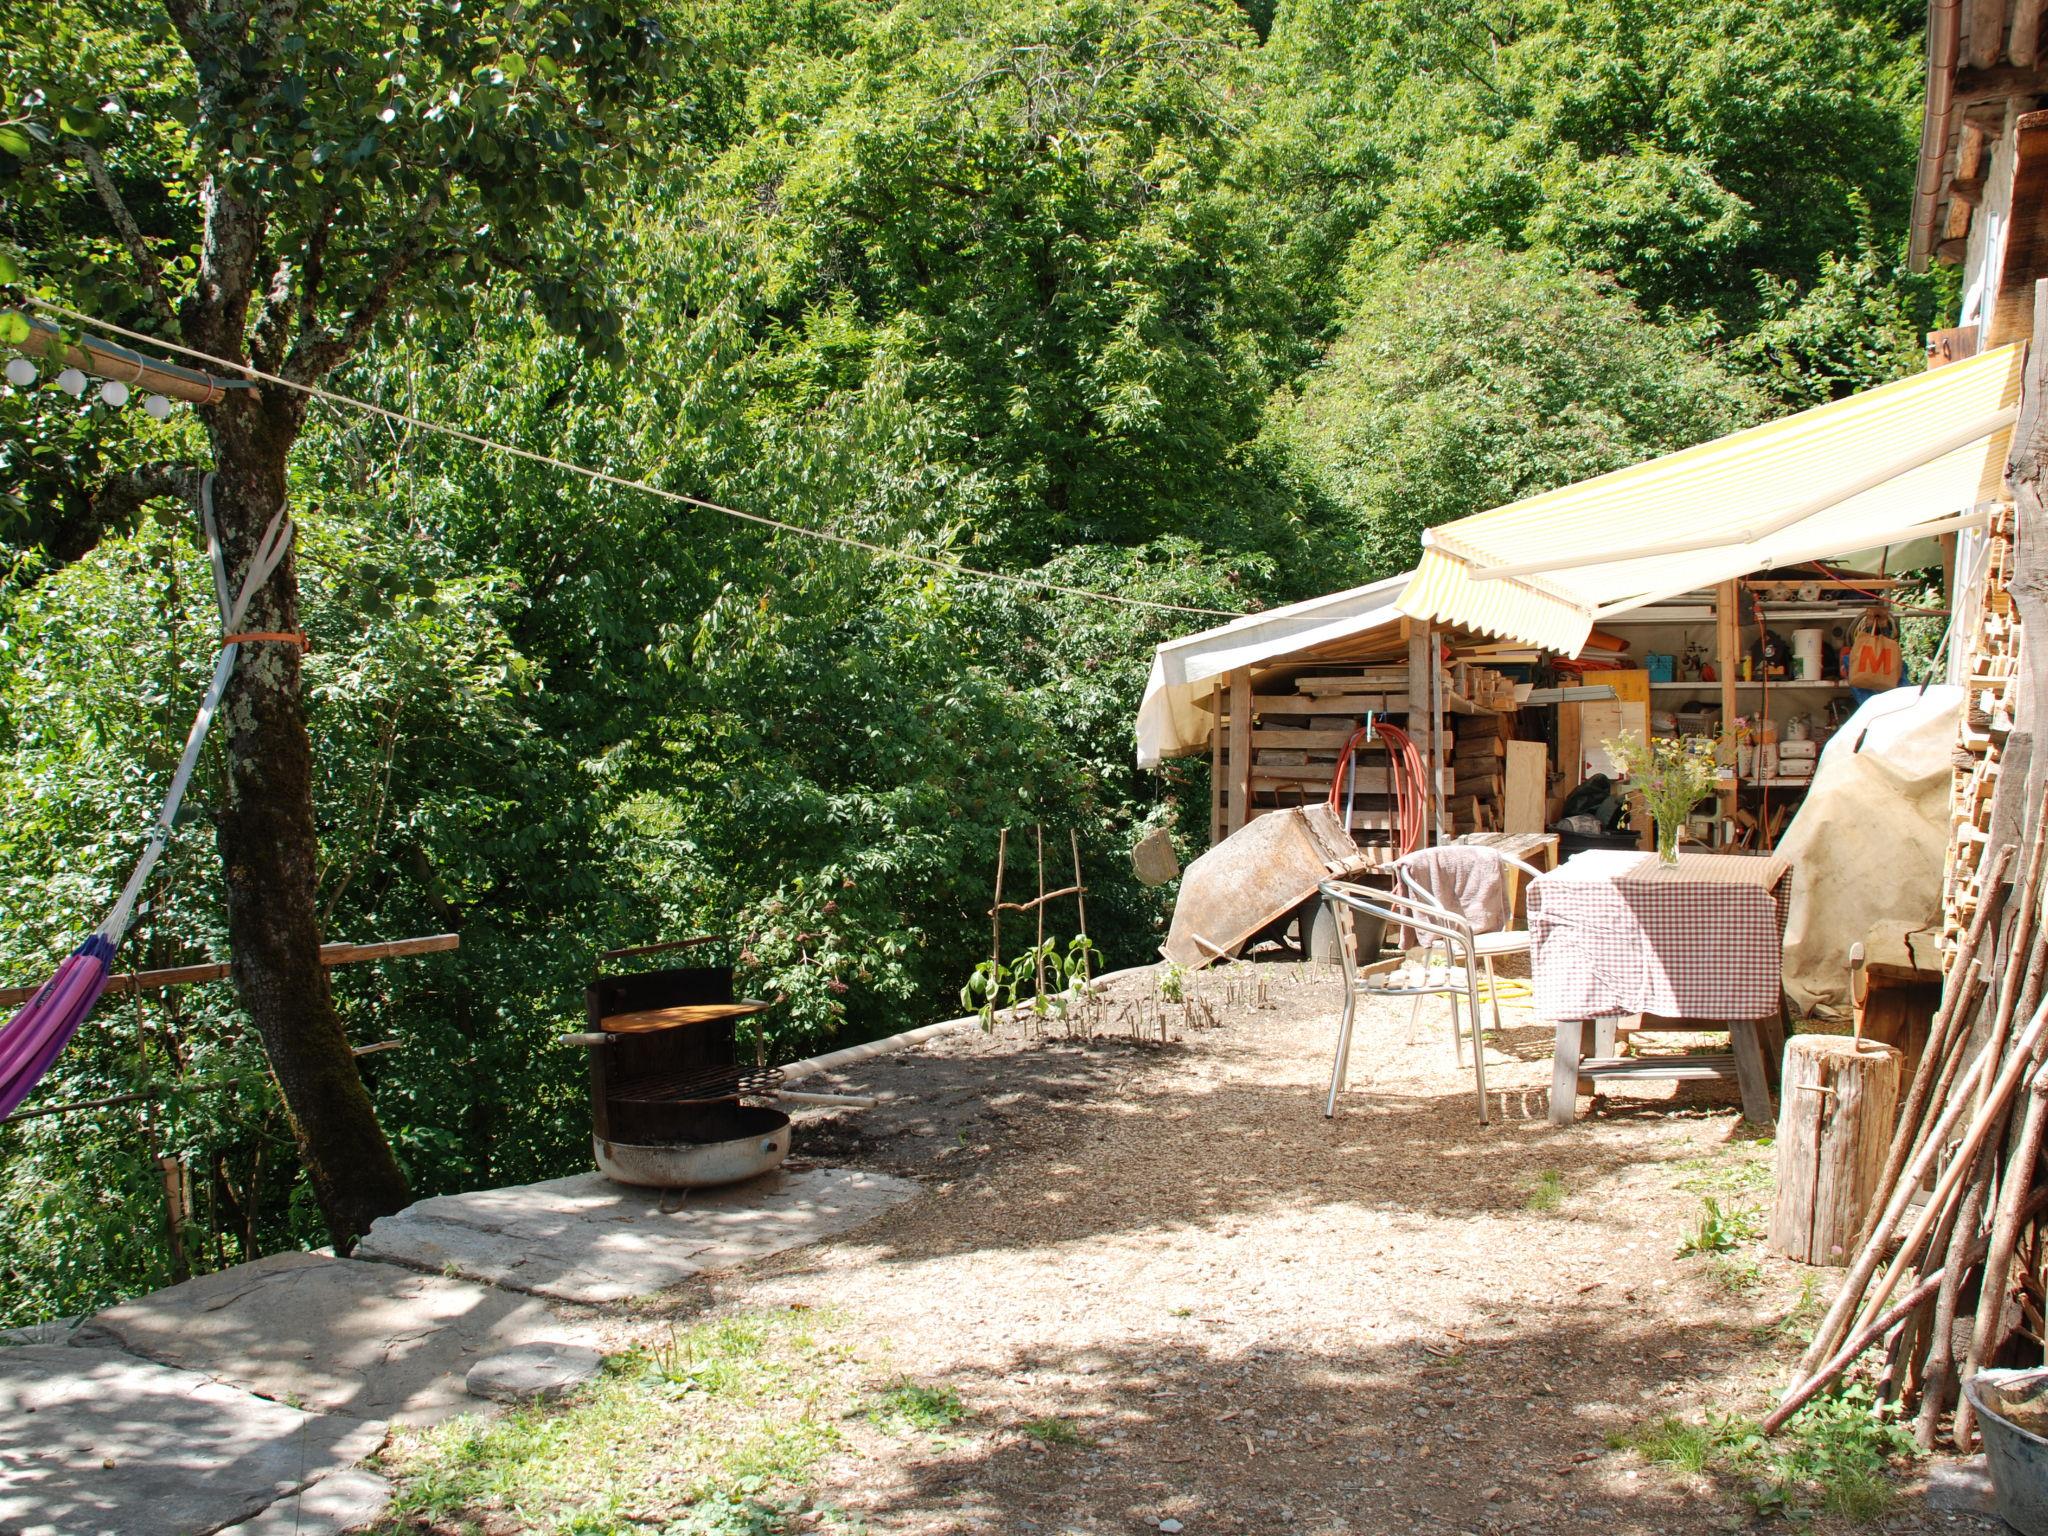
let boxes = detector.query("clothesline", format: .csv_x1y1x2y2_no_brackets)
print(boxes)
26,298,1244,621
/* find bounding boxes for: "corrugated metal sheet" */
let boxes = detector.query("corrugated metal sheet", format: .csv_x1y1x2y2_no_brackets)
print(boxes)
1396,344,2027,654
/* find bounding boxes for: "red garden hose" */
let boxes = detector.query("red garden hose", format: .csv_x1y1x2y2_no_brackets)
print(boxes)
1328,719,1429,858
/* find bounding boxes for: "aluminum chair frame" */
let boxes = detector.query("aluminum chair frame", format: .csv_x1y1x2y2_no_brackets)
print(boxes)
1319,878,1489,1124
1391,848,1547,1038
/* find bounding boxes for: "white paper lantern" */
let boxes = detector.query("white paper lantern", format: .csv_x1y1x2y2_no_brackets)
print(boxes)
55,367,87,398
99,380,130,407
3,358,35,387
143,393,172,420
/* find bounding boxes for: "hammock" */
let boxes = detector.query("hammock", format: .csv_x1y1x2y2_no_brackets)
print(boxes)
0,474,294,1120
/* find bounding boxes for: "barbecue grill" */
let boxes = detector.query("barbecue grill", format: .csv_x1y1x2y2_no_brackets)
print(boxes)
576,944,790,1188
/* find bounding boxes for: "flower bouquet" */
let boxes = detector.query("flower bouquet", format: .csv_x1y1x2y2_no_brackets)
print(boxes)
1602,731,1722,865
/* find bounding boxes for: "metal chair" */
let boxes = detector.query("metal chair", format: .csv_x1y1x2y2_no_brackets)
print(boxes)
1319,878,1489,1124
1391,846,1546,1039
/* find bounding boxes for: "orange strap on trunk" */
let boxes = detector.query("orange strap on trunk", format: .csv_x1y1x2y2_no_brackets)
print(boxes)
219,631,310,652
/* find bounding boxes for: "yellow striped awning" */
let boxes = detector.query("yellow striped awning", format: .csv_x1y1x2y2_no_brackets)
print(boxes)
1396,344,2027,655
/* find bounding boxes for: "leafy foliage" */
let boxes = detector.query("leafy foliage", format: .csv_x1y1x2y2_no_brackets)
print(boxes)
0,0,1934,1317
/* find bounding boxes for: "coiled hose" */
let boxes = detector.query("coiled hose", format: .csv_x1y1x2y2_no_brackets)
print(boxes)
1328,719,1430,858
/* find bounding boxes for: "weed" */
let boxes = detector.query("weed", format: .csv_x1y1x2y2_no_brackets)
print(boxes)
1159,962,1188,1004
1019,1415,1085,1446
1704,1252,1763,1296
1526,1169,1566,1212
1672,1143,1773,1200
1616,1385,1912,1520
1676,1195,1760,1257
869,1380,967,1433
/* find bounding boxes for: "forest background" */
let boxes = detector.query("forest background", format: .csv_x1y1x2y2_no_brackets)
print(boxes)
0,0,1943,1322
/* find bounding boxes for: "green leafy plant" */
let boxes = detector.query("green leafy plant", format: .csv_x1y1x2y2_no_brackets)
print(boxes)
869,1381,967,1433
1526,1169,1567,1212
1158,962,1189,1005
1676,1196,1761,1256
1018,1415,1085,1446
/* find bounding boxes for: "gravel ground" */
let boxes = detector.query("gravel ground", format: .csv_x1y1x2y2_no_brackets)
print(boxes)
651,956,1998,1536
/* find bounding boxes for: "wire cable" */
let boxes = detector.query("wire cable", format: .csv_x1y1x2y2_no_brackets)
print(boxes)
25,297,1242,620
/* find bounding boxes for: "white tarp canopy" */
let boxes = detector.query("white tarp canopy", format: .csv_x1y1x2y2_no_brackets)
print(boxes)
1396,344,2027,654
1135,572,1411,767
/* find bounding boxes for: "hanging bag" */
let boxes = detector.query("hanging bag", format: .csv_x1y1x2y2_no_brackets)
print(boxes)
1846,604,1902,691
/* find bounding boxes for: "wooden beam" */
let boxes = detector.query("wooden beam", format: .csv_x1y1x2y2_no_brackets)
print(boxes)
1992,113,2048,345
1968,0,2011,71
1929,325,1983,368
1408,621,1436,845
2017,0,2047,67
1226,668,1252,836
1988,280,2048,884
1953,62,2048,104
0,933,460,1008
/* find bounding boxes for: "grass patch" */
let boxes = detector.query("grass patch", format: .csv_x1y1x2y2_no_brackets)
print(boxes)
1526,1169,1567,1212
1673,1141,1773,1200
1676,1195,1761,1257
1704,1251,1764,1296
1614,1385,1913,1521
869,1380,967,1433
1019,1414,1085,1445
370,1308,849,1536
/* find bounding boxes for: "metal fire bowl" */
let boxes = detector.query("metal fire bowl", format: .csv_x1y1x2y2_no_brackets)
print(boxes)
594,1104,792,1189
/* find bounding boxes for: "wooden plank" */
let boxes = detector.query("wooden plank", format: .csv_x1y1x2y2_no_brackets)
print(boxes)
1990,114,2048,347
1250,727,1379,750
1227,668,1252,836
1198,692,1411,716
1503,740,1547,834
1967,0,2009,69
2016,0,2047,66
1550,1021,1586,1125
1409,621,1436,843
1718,579,1741,828
0,933,461,1008
1928,325,1982,369
1209,681,1224,846
600,1000,773,1034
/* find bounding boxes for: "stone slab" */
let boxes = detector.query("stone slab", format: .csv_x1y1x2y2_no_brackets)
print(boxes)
0,1345,384,1536
465,1342,605,1403
1921,1454,1999,1517
77,1250,605,1424
354,1166,918,1303
214,1468,392,1535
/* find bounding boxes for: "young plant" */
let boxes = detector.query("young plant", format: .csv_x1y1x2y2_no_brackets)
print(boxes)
1676,1195,1760,1257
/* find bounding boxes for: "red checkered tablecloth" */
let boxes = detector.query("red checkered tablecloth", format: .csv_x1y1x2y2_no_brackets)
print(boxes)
1528,851,1792,1021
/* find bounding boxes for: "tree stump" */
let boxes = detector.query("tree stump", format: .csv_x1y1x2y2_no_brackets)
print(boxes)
1769,1036,1903,1266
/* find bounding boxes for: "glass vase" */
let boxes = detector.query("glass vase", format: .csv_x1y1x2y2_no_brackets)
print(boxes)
1655,814,1682,866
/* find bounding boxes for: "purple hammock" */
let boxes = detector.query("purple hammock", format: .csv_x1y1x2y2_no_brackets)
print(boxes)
0,475,294,1121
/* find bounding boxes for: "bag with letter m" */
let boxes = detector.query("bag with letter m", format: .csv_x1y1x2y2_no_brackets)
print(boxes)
1846,605,1902,691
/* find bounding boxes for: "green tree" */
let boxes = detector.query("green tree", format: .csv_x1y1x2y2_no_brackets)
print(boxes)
3,0,673,1246
1264,246,1765,575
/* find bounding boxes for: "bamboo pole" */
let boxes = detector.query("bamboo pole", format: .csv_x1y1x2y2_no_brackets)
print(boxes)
0,932,461,1007
1958,1069,2048,1442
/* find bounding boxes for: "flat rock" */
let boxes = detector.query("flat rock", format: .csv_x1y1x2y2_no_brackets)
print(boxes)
1921,1454,1999,1516
0,1345,384,1536
354,1166,918,1303
78,1250,604,1424
465,1342,606,1403
214,1468,392,1535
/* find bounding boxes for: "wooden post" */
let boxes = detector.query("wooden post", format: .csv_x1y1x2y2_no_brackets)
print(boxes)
1209,681,1225,846
1226,669,1252,836
990,827,1008,974
1769,1037,1903,1266
1408,621,1436,844
1716,579,1741,840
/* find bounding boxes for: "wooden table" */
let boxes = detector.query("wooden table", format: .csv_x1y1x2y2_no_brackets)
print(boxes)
1529,850,1791,1126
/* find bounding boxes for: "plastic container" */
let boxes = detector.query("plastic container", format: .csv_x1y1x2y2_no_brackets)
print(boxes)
1964,1368,2048,1535
1645,652,1676,683
1792,628,1825,680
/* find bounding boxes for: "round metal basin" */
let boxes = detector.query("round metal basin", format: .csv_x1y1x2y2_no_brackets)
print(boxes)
594,1105,791,1188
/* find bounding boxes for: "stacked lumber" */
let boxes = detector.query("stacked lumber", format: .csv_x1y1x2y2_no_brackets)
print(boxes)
1945,505,2021,952
1212,667,1452,855
1766,819,2048,1449
1451,660,1519,711
1450,712,1509,835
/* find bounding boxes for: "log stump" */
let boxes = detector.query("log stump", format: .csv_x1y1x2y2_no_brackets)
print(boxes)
1769,1036,1903,1266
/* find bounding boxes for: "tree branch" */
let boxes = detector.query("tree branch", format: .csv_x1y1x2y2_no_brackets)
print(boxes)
32,464,206,574
70,142,177,325
283,188,448,383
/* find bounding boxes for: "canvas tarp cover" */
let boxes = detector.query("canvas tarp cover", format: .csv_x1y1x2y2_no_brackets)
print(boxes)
1777,685,1962,1015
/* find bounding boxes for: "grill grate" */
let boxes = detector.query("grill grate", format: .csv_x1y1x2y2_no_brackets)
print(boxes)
609,1063,785,1107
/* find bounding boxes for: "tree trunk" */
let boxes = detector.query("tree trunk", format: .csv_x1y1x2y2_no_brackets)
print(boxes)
206,392,411,1249
1769,1036,1902,1266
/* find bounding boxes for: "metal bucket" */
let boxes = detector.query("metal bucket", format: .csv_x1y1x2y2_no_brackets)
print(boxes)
594,1104,791,1188
1963,1367,2048,1535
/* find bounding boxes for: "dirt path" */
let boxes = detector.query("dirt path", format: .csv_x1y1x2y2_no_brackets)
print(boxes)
614,958,1980,1536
